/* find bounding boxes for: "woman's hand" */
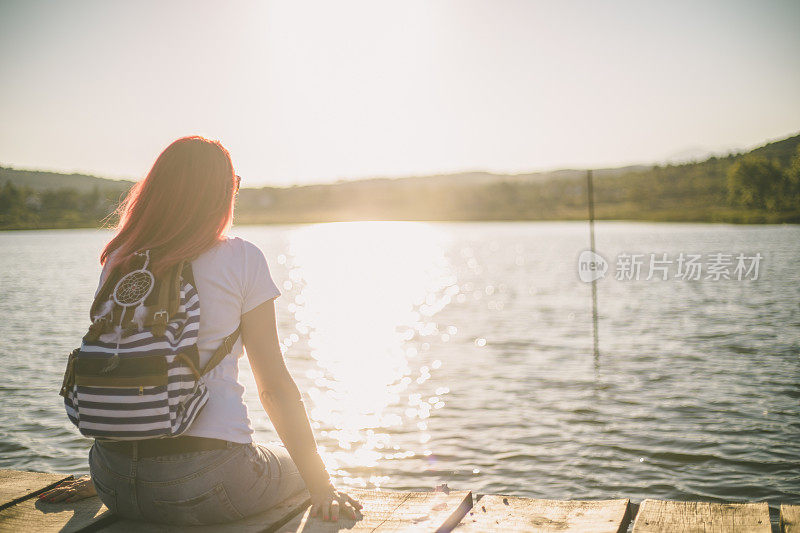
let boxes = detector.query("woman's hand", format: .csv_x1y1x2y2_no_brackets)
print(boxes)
309,486,363,521
38,475,97,503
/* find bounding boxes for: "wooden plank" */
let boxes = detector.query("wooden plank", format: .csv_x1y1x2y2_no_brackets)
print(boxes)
632,499,771,533
99,489,310,532
454,495,630,532
0,494,115,533
0,469,73,511
782,504,800,533
274,488,472,532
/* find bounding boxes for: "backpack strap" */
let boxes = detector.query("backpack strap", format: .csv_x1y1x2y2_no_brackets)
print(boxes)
150,274,172,337
171,261,186,316
200,325,241,376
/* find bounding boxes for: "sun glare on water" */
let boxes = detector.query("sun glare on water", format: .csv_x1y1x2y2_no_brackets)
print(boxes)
265,222,458,486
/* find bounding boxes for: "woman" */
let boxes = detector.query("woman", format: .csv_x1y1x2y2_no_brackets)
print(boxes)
40,136,362,525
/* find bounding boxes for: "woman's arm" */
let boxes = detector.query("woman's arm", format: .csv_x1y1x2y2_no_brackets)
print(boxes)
241,300,362,521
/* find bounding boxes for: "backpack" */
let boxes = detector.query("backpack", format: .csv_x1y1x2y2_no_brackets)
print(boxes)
60,249,240,440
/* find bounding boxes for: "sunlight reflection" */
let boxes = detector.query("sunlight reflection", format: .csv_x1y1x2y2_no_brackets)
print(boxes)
285,222,457,483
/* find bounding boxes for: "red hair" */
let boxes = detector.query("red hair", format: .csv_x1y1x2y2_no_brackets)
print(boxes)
101,136,236,276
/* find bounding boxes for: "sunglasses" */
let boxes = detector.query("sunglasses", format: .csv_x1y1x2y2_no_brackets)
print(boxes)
234,174,241,194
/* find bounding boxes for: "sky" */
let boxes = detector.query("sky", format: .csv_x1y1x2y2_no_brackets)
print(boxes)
1,1,799,187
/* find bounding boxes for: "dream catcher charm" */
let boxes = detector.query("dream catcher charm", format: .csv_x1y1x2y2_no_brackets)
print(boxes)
112,252,155,309
101,250,155,373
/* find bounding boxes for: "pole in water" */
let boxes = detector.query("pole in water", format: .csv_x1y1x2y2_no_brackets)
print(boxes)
587,169,600,359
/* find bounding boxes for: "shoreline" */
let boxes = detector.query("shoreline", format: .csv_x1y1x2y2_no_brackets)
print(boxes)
2,217,799,232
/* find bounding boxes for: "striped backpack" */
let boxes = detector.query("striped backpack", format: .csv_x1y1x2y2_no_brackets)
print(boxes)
60,250,240,440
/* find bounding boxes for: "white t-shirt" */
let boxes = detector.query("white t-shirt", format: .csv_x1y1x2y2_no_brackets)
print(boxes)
95,237,281,443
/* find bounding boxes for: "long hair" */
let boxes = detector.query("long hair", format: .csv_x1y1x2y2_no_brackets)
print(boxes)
101,136,236,277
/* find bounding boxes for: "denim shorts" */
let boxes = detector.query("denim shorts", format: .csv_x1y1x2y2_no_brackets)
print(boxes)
88,440,307,526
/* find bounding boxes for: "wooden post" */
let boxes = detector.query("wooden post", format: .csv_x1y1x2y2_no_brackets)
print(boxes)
587,169,600,360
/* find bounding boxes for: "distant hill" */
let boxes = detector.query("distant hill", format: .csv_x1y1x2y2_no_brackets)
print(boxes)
233,133,800,225
1,131,799,229
0,167,133,193
746,134,800,167
0,163,653,192
341,164,652,188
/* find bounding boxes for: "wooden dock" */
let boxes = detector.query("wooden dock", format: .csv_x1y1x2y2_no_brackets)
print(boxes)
0,469,796,532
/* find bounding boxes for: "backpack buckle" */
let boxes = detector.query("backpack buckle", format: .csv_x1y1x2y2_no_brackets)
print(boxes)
152,310,169,337
224,336,233,354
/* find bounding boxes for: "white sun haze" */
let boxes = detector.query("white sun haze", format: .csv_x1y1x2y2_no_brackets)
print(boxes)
0,0,798,186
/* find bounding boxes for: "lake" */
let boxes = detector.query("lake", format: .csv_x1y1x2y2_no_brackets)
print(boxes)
1,221,798,507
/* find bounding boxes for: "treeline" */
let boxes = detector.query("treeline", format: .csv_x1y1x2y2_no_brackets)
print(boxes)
234,137,800,225
0,183,122,229
2,134,799,230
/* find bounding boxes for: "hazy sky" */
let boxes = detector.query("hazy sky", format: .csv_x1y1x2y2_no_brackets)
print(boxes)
1,1,799,186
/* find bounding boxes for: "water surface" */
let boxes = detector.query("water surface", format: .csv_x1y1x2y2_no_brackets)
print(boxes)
1,221,798,507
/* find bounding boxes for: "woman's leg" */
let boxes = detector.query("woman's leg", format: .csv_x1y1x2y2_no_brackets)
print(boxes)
223,442,308,519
